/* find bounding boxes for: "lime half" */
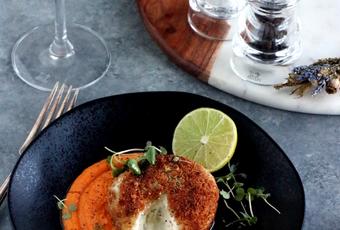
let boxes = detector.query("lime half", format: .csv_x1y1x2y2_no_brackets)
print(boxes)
172,108,237,172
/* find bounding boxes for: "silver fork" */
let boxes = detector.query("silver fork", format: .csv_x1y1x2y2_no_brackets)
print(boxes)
0,82,79,205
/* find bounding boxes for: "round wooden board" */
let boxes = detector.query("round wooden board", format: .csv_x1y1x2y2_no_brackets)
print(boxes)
136,0,224,82
137,0,340,115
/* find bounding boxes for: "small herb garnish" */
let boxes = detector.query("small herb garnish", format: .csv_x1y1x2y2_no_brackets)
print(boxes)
53,195,77,220
144,146,156,165
68,203,77,212
216,163,280,228
126,159,142,175
105,141,167,176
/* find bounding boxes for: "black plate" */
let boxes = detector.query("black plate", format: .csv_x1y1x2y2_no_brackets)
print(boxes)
8,92,305,230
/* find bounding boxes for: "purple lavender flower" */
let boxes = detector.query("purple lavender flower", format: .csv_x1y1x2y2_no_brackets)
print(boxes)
311,78,330,96
293,65,323,82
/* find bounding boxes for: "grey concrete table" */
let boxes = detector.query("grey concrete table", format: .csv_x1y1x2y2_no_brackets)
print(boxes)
0,0,339,229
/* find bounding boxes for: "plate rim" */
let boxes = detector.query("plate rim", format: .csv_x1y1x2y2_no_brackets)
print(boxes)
8,91,306,229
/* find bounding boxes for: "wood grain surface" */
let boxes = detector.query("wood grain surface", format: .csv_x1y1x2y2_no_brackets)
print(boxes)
137,0,228,81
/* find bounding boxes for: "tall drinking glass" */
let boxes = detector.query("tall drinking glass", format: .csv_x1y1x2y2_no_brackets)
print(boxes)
188,0,247,40
12,0,111,91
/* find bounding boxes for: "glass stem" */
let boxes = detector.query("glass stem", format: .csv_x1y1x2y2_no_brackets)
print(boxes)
49,0,75,59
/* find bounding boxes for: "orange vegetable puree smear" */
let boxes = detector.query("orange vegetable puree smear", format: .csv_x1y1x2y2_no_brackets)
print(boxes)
62,153,142,230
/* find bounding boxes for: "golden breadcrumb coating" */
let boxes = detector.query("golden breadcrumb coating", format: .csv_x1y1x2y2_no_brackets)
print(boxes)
108,155,219,230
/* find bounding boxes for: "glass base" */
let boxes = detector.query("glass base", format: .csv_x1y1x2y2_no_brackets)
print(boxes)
230,53,292,86
187,0,242,41
12,24,111,91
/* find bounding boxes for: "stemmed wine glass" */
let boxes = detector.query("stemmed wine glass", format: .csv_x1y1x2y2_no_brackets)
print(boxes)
12,0,111,91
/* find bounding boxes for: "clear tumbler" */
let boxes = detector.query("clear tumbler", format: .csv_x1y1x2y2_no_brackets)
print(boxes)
188,0,247,40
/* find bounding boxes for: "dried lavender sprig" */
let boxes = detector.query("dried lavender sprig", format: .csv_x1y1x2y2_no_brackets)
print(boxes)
274,58,340,96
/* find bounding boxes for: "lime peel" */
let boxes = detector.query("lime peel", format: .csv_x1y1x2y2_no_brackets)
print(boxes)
172,108,238,172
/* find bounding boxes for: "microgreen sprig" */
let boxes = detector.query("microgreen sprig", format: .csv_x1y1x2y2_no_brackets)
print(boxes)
216,163,280,228
105,141,167,176
53,195,77,220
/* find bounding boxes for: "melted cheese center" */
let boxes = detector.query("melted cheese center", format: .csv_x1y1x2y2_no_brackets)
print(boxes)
133,195,179,230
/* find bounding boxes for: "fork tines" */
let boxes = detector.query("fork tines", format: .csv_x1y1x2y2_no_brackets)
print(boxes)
19,82,79,154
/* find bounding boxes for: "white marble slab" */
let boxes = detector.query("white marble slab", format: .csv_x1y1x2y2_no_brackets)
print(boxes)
209,0,340,115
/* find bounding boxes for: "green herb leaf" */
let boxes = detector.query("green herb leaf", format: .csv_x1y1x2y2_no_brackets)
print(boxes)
247,187,257,196
216,173,233,182
256,187,265,193
145,141,152,150
57,201,64,210
54,195,66,210
220,190,230,199
235,187,245,201
234,182,244,188
249,216,257,225
261,193,270,199
145,147,156,165
62,212,72,220
256,187,270,199
106,155,112,164
159,146,167,155
68,203,77,212
216,177,224,183
229,164,237,173
127,159,141,175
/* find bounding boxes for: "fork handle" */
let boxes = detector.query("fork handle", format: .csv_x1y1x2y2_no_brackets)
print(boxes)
0,174,11,205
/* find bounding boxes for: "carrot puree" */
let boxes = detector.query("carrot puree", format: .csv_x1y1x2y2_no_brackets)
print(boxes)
62,153,142,230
